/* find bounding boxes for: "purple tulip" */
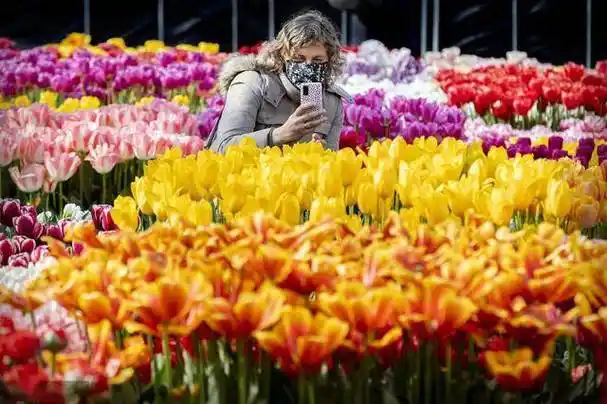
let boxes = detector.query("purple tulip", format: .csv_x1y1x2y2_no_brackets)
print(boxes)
8,252,30,268
532,145,549,159
579,138,595,150
91,204,117,231
550,149,569,160
13,214,44,239
548,136,563,151
576,145,594,159
516,137,531,147
11,235,36,254
0,199,21,227
598,145,607,156
0,239,15,265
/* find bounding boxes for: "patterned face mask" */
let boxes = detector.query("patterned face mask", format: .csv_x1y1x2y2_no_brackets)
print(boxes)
284,61,328,89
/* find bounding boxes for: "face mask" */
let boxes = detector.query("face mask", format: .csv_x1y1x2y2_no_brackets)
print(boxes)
284,61,328,89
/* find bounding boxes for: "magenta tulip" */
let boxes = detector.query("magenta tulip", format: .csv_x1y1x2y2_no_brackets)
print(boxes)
44,224,64,240
0,199,21,227
0,238,14,265
91,204,116,231
11,235,36,254
30,245,49,263
13,215,44,239
8,252,30,268
72,241,84,256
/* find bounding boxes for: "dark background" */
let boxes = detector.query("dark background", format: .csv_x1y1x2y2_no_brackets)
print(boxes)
1,0,605,65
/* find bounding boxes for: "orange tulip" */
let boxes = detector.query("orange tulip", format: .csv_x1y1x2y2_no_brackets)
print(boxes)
77,290,130,327
205,282,285,340
124,273,211,336
483,347,552,391
255,305,349,375
398,277,477,340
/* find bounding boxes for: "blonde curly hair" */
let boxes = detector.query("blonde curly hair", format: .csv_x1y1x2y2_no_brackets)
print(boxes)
256,10,345,84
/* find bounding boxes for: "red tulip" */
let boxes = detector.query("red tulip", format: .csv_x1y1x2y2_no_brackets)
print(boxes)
1,363,64,402
564,62,585,82
1,330,40,362
41,327,69,353
513,97,534,117
0,315,15,335
491,100,511,121
562,91,583,110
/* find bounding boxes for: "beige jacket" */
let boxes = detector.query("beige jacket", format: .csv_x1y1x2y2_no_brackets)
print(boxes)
207,55,352,153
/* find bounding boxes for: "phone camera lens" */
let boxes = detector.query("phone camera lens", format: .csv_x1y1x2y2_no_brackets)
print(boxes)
303,86,309,96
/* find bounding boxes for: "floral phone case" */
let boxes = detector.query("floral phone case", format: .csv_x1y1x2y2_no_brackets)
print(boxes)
300,82,323,111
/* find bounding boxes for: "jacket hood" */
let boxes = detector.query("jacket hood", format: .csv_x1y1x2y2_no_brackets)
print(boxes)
218,55,264,94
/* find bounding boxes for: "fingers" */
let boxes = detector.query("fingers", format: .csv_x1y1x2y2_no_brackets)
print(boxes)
296,109,326,124
295,103,318,115
300,116,327,131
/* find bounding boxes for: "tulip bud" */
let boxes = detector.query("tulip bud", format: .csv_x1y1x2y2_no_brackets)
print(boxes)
11,235,36,254
8,252,30,268
13,215,44,239
574,200,599,229
41,328,68,353
0,238,14,265
0,198,21,227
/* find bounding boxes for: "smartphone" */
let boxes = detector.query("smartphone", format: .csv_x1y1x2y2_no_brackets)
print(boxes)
300,82,323,111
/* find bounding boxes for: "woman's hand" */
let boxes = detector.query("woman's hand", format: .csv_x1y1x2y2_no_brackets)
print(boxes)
272,103,327,145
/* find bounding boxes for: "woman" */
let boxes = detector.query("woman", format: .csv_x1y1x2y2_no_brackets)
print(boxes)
207,10,352,153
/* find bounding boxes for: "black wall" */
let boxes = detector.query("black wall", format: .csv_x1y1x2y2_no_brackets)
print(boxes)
1,0,605,65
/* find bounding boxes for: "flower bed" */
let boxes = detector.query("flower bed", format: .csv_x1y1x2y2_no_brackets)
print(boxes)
2,212,607,403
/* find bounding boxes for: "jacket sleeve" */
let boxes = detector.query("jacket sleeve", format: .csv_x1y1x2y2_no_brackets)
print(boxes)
208,71,273,153
326,100,344,151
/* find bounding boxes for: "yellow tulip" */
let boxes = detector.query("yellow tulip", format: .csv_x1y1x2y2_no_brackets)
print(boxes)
572,197,599,229
486,147,508,177
373,162,397,200
136,96,156,106
345,214,363,232
79,96,101,110
143,40,165,52
39,91,58,109
309,197,330,222
275,193,301,226
130,177,154,216
336,148,361,186
399,207,421,232
198,42,220,54
422,188,451,225
61,33,91,47
317,162,342,198
296,185,314,210
467,159,488,182
13,95,31,108
107,37,127,49
488,187,515,226
111,196,139,231
171,94,190,107
357,183,378,216
544,179,573,219
57,98,80,113
187,199,213,227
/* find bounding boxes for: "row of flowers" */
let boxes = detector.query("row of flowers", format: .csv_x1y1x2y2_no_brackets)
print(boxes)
107,140,607,240
2,211,607,402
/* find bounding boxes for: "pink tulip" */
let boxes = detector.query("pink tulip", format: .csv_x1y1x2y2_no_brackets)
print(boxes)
9,163,45,193
8,252,30,268
11,235,36,254
178,136,204,155
43,177,58,193
116,138,135,161
0,238,14,265
86,144,119,174
44,152,81,182
1,199,21,226
133,133,160,160
30,245,49,263
0,133,17,167
17,136,46,164
91,204,117,231
13,214,44,239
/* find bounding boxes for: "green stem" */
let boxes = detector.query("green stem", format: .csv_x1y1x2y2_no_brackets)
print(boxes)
102,173,107,204
237,339,248,404
298,373,307,404
79,165,85,206
29,311,37,332
307,377,316,404
50,353,56,377
207,339,225,404
445,343,452,404
147,335,161,403
567,337,576,372
194,335,206,404
261,352,271,401
424,343,432,404
162,333,173,389
58,181,64,214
